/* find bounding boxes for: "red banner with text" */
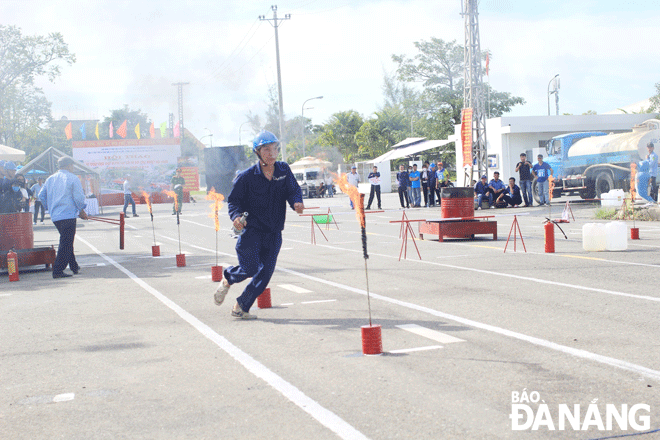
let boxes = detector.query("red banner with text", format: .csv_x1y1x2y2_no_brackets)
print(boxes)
461,108,473,168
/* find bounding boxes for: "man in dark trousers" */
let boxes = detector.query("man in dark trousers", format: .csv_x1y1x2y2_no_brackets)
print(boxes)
515,153,534,207
214,131,304,320
396,164,410,209
365,165,381,210
38,157,88,278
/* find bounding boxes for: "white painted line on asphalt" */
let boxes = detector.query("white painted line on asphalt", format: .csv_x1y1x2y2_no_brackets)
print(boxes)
396,324,465,344
52,393,74,403
196,275,212,280
278,284,312,294
389,345,443,354
301,299,337,305
275,266,660,383
280,247,294,250
280,303,294,306
162,262,208,269
77,236,369,440
0,293,12,297
80,263,106,267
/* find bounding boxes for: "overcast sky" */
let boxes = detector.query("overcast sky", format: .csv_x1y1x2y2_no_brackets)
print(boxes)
3,0,660,146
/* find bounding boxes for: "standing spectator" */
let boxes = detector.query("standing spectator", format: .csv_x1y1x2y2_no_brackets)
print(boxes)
435,162,448,205
646,142,658,201
488,171,507,208
396,164,410,209
474,174,491,210
0,161,20,213
122,175,139,217
406,165,414,207
31,177,46,224
346,165,360,209
409,164,421,207
14,174,32,212
498,177,523,207
365,165,381,210
515,153,534,207
38,157,88,279
323,167,334,197
420,162,430,207
171,168,185,215
427,163,437,207
532,154,553,206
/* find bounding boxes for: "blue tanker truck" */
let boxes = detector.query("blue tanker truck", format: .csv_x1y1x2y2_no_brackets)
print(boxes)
535,119,660,202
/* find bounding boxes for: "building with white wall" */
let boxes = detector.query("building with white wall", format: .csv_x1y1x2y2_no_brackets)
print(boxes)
449,113,658,185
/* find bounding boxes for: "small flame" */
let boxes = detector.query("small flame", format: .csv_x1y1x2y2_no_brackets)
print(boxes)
141,191,153,215
164,190,179,212
630,163,637,201
205,188,225,232
548,175,555,201
335,173,365,227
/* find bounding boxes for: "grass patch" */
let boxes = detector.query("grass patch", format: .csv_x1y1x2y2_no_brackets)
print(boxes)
594,207,617,220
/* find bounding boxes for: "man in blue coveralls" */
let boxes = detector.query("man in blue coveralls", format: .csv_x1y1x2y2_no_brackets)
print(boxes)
214,131,304,319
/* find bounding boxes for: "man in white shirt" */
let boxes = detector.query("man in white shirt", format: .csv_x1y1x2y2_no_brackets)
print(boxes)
123,175,139,217
365,165,381,210
347,165,360,209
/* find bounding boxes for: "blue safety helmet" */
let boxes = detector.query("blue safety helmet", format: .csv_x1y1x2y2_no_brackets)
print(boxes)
252,130,279,152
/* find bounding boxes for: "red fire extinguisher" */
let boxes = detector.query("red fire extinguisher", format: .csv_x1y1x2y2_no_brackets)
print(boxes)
7,248,19,282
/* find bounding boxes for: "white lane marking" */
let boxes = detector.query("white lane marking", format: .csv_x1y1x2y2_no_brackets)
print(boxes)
125,224,138,230
76,236,369,440
52,393,75,403
280,303,294,306
280,247,294,251
275,266,660,382
0,293,12,297
162,262,208,270
134,235,142,238
278,284,312,294
396,324,465,344
285,238,660,304
389,345,443,354
301,299,337,305
80,263,106,267
196,275,212,280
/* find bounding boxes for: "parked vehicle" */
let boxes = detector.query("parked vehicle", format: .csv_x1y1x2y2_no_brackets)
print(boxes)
538,119,660,202
292,166,326,198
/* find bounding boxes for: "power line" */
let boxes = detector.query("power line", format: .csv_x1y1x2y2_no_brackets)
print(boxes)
207,19,262,81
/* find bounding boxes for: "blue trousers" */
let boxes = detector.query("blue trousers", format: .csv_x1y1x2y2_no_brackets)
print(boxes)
520,180,533,206
123,193,136,215
224,228,282,312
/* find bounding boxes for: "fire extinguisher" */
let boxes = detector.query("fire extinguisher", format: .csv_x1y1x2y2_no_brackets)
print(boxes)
7,248,19,282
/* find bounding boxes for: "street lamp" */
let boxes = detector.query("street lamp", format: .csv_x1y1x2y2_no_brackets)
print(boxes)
301,96,323,157
239,122,250,146
547,74,559,116
200,128,213,148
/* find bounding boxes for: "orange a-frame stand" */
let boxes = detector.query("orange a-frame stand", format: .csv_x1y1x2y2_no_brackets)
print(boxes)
503,215,526,253
389,211,423,261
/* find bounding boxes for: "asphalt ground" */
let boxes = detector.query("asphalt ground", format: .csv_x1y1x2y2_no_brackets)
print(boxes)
2,192,660,439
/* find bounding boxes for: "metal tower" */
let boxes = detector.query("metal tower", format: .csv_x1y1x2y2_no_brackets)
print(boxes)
462,0,487,183
172,82,189,141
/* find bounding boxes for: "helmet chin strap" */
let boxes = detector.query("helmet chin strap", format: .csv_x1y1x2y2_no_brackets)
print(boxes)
255,150,267,167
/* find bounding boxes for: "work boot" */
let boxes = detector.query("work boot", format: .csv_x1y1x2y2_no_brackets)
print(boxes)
231,302,257,320
214,278,230,306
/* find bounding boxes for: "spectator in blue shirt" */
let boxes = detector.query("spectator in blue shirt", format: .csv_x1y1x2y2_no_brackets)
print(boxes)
38,157,88,278
474,174,491,210
31,177,46,223
396,164,410,209
498,177,523,207
214,131,304,320
532,154,553,206
488,172,507,208
409,164,421,207
435,161,448,205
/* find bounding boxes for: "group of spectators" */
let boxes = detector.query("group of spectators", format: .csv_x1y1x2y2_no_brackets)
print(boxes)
474,153,553,209
0,160,47,223
395,161,449,209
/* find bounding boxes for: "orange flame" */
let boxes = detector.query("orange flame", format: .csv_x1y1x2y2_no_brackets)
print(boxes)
141,191,153,215
164,190,179,212
630,163,637,201
205,188,225,232
335,172,365,227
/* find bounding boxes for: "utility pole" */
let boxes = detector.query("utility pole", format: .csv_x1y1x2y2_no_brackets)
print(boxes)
172,82,189,142
260,5,290,162
462,0,488,184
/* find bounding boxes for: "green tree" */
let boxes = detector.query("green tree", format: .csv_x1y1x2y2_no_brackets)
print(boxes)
355,107,408,160
648,82,660,113
0,25,75,151
317,110,364,162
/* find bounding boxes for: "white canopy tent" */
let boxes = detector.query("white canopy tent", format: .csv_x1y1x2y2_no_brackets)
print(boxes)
0,144,26,162
369,139,454,163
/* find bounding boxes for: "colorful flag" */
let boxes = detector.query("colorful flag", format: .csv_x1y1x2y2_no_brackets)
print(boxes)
134,122,140,139
173,121,180,138
65,122,72,140
160,122,167,138
80,123,86,140
95,122,100,140
109,121,114,138
117,120,127,138
149,122,155,139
